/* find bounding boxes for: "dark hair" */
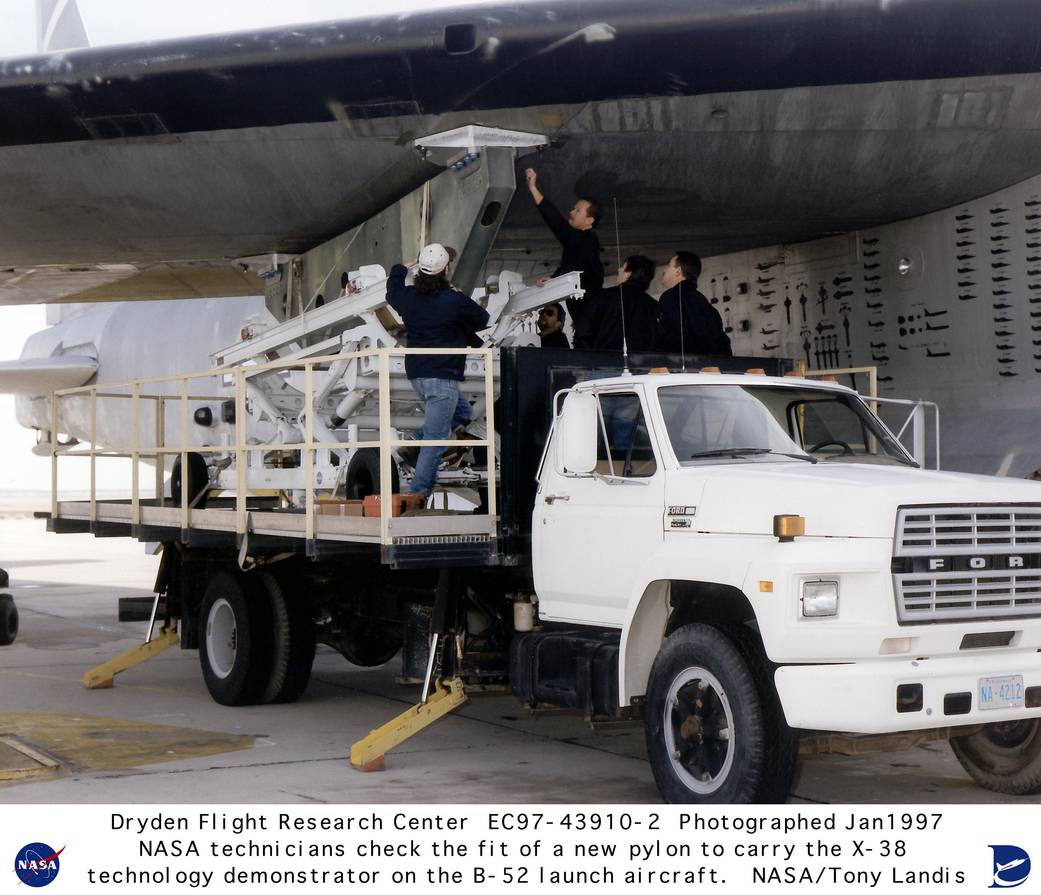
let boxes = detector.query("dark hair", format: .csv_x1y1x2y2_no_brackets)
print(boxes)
674,250,702,284
541,301,566,324
623,255,656,290
414,270,450,295
579,196,602,228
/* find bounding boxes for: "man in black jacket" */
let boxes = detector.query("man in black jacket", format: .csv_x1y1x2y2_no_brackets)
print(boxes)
657,251,732,359
524,167,603,347
587,255,659,352
537,303,570,349
387,243,490,498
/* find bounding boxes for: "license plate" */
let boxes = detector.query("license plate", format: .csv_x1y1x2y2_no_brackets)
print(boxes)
978,675,1024,711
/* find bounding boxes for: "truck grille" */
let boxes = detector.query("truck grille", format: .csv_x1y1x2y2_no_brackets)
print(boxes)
897,506,1041,554
893,505,1041,624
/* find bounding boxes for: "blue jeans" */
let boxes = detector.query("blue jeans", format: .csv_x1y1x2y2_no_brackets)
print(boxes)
408,377,472,496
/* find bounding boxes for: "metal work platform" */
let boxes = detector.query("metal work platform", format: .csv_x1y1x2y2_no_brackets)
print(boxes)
45,346,500,567
46,499,496,565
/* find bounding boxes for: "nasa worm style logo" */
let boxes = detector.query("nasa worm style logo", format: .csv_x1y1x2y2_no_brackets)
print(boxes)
13,843,64,888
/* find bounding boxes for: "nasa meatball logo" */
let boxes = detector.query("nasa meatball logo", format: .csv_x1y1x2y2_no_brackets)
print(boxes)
14,843,64,888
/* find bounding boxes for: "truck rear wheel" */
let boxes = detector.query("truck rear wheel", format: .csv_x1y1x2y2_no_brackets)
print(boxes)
199,571,272,706
645,623,778,803
255,570,315,704
951,719,1041,795
0,594,18,646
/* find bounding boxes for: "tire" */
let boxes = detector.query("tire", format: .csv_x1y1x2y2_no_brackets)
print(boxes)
951,719,1041,795
344,448,398,500
0,594,18,646
722,622,799,804
198,571,272,706
254,570,316,704
0,567,9,588
645,623,780,804
171,452,210,509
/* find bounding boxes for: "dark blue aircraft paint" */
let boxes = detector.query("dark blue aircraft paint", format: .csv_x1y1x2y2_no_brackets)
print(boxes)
0,0,1039,147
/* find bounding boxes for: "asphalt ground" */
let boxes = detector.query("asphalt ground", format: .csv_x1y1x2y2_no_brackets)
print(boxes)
0,513,1025,805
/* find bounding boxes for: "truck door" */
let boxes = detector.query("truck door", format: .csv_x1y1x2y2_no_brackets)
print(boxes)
533,389,665,627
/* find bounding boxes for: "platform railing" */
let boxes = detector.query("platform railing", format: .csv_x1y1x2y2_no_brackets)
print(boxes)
50,346,497,547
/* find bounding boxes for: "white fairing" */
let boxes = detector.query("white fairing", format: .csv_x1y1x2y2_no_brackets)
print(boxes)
14,296,268,447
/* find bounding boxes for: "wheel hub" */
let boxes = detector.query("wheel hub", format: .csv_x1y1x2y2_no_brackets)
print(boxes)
680,713,704,742
984,719,1036,750
206,597,238,680
664,666,734,794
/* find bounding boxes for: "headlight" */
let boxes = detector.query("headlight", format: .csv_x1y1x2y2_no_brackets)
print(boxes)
801,579,839,617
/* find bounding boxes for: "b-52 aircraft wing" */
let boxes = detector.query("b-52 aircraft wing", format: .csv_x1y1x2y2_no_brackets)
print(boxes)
3,0,1041,303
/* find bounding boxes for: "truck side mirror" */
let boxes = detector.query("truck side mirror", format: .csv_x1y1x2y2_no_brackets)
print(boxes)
556,391,598,474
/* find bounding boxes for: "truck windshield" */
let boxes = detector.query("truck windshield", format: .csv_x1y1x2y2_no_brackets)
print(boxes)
657,385,915,466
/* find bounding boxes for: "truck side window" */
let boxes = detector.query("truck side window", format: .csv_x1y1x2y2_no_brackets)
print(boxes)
596,393,657,477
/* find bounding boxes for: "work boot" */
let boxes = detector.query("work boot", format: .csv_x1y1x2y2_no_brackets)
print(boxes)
396,438,421,468
442,428,481,466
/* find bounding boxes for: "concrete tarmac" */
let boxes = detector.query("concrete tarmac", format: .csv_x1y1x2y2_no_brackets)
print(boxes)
0,513,1027,805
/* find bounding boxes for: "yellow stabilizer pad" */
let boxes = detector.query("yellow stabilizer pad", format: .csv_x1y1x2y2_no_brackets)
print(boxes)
0,713,254,785
82,625,180,689
350,677,468,772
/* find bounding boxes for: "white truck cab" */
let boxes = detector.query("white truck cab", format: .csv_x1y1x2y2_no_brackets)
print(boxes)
533,371,1041,802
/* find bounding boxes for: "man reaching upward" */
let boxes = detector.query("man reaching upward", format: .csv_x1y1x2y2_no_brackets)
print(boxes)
524,168,603,347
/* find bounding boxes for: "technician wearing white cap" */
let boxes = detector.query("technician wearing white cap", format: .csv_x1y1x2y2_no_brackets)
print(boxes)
386,244,490,499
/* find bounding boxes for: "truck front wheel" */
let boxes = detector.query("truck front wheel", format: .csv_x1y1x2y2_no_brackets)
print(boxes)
951,719,1041,795
645,624,775,804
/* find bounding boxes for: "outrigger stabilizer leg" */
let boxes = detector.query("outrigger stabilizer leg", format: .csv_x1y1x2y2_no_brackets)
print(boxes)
82,622,179,689
349,569,468,771
83,558,179,688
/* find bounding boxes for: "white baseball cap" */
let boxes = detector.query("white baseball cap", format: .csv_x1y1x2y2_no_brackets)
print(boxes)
417,243,451,274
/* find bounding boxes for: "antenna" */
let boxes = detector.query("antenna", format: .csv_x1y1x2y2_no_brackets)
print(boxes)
612,197,630,375
678,273,687,373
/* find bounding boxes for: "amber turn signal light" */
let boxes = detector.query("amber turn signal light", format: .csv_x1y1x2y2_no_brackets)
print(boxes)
773,514,805,542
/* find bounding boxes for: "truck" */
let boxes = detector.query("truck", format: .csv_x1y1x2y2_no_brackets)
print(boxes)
44,342,1041,804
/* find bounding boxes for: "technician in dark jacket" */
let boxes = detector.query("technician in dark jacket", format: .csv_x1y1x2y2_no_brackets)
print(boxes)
657,251,732,358
387,243,490,498
587,255,660,352
524,167,603,346
537,303,570,349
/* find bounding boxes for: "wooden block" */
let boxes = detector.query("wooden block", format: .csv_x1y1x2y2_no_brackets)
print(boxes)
351,755,386,773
